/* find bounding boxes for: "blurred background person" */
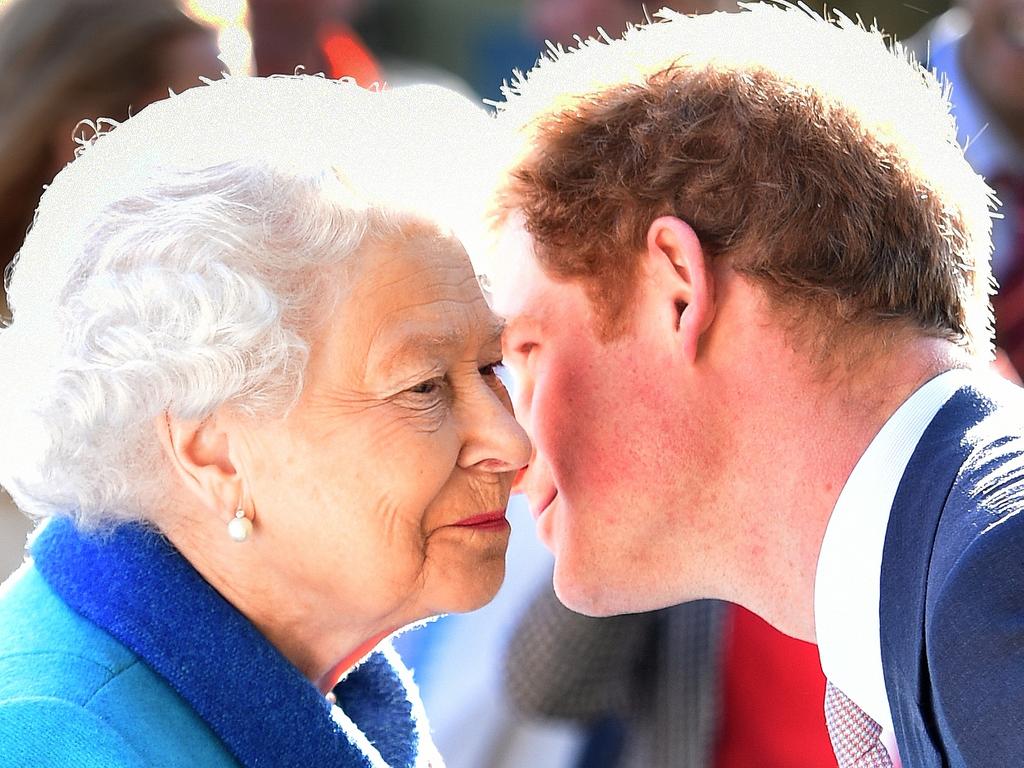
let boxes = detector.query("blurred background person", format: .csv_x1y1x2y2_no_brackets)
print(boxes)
247,0,475,96
0,0,225,582
908,0,1024,379
507,591,838,768
341,0,950,101
248,0,382,85
0,0,225,309
526,0,734,48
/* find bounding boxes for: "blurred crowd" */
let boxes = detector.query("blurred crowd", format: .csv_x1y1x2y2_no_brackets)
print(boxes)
0,1,1019,767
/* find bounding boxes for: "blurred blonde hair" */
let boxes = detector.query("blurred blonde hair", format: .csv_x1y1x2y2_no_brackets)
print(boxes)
0,0,213,300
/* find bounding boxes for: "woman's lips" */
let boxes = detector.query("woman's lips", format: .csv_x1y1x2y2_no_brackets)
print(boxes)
452,511,509,530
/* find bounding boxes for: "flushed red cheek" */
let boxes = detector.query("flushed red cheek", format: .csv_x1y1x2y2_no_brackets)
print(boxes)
533,368,621,495
530,365,579,453
542,339,675,504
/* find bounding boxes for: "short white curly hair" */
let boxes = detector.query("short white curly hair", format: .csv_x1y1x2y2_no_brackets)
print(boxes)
0,74,492,529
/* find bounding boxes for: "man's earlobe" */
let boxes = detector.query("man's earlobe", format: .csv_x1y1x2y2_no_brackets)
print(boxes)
646,216,715,364
675,300,688,330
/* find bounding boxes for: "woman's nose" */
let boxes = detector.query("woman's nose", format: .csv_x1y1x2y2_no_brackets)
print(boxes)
458,387,533,472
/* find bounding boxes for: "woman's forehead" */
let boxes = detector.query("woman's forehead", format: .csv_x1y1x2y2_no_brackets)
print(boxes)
349,228,482,310
317,230,502,375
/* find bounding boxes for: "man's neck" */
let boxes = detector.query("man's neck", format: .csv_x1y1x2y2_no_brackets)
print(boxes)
711,336,970,641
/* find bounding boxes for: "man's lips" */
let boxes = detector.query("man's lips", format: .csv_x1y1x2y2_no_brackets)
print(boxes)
531,489,557,521
452,511,509,530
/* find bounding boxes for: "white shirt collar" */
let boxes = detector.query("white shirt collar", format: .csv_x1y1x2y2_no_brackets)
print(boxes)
814,369,971,744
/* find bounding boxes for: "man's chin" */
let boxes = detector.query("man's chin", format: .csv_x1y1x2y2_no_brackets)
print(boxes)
551,554,682,617
542,504,633,616
534,496,558,551
551,560,621,617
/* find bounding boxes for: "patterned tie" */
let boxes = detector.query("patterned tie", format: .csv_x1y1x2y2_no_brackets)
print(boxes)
991,173,1024,376
823,681,894,768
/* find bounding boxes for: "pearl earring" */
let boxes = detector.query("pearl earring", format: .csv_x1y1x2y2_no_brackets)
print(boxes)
227,507,253,543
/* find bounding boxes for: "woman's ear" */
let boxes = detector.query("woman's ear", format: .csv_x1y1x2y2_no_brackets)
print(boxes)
155,411,241,519
644,215,715,364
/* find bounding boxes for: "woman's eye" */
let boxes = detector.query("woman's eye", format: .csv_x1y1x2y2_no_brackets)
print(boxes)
479,361,507,379
408,377,444,396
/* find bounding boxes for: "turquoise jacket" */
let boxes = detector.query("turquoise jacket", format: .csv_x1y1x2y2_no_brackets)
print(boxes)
0,519,432,767
0,564,237,767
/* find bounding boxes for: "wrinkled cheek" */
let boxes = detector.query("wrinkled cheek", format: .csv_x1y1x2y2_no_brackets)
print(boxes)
361,497,426,584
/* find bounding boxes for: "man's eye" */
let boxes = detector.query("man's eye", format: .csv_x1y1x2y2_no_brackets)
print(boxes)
516,342,536,357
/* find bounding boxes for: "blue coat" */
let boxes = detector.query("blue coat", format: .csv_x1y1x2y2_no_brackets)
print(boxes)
881,377,1024,767
0,518,433,767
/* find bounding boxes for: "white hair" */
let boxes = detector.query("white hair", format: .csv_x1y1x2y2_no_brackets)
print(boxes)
0,74,492,528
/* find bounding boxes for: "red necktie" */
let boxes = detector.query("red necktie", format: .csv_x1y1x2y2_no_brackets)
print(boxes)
991,174,1024,375
823,681,894,768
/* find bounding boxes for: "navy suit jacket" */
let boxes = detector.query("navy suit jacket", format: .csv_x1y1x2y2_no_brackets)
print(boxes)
880,376,1024,767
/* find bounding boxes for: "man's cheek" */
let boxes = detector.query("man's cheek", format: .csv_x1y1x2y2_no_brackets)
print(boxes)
504,382,531,436
529,387,564,460
533,387,587,472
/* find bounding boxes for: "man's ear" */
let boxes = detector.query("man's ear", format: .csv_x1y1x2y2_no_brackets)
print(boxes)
644,215,715,364
155,411,242,520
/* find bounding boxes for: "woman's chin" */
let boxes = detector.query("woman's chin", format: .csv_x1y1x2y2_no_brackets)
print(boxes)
432,559,507,615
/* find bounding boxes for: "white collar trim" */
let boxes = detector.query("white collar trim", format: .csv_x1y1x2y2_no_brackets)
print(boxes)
814,369,970,734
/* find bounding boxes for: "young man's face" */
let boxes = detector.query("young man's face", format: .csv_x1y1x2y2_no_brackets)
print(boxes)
489,219,707,616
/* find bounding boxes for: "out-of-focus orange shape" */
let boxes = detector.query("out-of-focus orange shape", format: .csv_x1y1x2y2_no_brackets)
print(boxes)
318,22,381,88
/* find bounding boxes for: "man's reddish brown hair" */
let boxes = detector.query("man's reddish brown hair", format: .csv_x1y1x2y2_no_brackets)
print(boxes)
491,6,994,357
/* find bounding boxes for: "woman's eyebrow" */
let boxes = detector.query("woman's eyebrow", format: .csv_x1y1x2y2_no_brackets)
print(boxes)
390,328,467,356
372,319,507,375
484,319,507,348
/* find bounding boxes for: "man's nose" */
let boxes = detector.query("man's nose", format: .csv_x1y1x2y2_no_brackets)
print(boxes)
512,437,549,495
512,464,530,494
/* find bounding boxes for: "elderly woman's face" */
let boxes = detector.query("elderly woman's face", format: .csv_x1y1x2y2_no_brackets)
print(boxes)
236,227,531,627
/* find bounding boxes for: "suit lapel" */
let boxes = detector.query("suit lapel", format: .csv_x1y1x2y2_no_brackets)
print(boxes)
879,384,992,765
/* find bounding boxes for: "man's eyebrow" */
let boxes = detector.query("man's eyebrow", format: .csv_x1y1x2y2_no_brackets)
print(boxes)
500,311,544,333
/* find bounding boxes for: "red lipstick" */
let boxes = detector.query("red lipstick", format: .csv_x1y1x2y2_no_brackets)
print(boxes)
453,511,509,531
